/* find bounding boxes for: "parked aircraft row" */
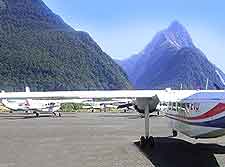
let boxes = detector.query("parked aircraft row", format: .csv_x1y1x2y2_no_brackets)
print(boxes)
0,87,225,147
1,87,133,116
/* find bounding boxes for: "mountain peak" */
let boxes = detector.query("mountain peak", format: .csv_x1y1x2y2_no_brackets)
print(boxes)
118,20,225,90
164,21,194,48
141,21,194,57
168,20,185,31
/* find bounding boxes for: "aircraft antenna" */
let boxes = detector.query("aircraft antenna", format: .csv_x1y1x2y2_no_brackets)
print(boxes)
205,78,209,90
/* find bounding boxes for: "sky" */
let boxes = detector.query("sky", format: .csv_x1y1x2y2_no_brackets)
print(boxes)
42,0,225,71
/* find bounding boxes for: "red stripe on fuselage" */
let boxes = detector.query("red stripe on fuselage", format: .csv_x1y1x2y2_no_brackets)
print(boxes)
167,103,225,121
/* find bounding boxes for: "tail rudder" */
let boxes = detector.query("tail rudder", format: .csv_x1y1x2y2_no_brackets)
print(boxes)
25,86,30,92
1,90,8,106
24,87,32,106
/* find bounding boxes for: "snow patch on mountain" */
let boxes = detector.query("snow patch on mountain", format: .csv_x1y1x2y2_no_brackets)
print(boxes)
216,70,225,85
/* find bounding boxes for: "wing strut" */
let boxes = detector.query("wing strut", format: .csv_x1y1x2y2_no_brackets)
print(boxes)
140,104,155,147
145,104,150,138
139,97,159,147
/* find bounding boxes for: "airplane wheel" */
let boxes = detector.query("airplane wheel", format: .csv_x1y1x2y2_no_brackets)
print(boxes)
147,136,155,147
53,112,57,117
140,136,146,147
35,112,39,117
172,129,178,137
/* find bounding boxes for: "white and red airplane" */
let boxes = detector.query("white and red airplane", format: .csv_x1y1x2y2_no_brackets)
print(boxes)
0,88,224,146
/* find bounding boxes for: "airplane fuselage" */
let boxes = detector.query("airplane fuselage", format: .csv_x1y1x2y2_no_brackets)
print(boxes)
165,100,225,139
2,99,61,114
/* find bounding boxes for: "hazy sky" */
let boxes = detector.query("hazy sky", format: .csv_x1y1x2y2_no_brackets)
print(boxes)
42,0,225,71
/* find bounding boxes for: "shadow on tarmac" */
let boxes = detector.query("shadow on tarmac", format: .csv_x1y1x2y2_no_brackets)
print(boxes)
0,113,54,120
99,114,140,119
0,113,78,120
134,137,225,167
99,113,160,120
0,115,50,120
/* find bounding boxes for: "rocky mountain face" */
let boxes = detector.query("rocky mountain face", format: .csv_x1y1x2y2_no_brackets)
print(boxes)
118,21,225,90
0,0,131,91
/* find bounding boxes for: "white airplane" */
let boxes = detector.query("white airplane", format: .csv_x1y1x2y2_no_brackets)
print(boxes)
82,98,133,112
1,87,89,117
0,89,225,147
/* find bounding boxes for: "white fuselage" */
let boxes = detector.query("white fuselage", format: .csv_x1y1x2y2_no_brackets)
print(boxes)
2,99,61,113
83,99,133,110
165,100,225,139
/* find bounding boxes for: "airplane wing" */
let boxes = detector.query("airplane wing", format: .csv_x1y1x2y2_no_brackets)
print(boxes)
1,89,224,114
0,89,224,103
0,89,198,101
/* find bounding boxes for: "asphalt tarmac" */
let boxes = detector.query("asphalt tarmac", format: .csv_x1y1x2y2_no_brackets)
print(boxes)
0,112,224,167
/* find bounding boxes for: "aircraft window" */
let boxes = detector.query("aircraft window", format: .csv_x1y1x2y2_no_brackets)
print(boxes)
177,103,186,112
194,103,200,111
189,103,195,111
183,103,199,112
190,104,194,110
187,103,200,112
185,103,190,110
172,102,176,111
168,102,176,111
168,102,172,110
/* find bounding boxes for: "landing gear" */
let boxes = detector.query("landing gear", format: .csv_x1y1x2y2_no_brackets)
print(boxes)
139,104,155,147
172,129,178,137
35,112,39,117
135,96,160,148
140,136,155,147
53,112,62,117
148,136,155,147
140,136,146,146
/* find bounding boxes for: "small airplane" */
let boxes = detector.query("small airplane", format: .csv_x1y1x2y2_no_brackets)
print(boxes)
0,88,225,147
1,87,89,117
82,98,133,112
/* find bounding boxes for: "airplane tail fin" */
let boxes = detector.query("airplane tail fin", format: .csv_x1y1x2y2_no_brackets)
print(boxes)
1,90,8,106
25,86,32,106
25,86,30,92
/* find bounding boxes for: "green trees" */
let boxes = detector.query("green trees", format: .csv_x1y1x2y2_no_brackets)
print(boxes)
0,0,131,91
60,103,83,112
